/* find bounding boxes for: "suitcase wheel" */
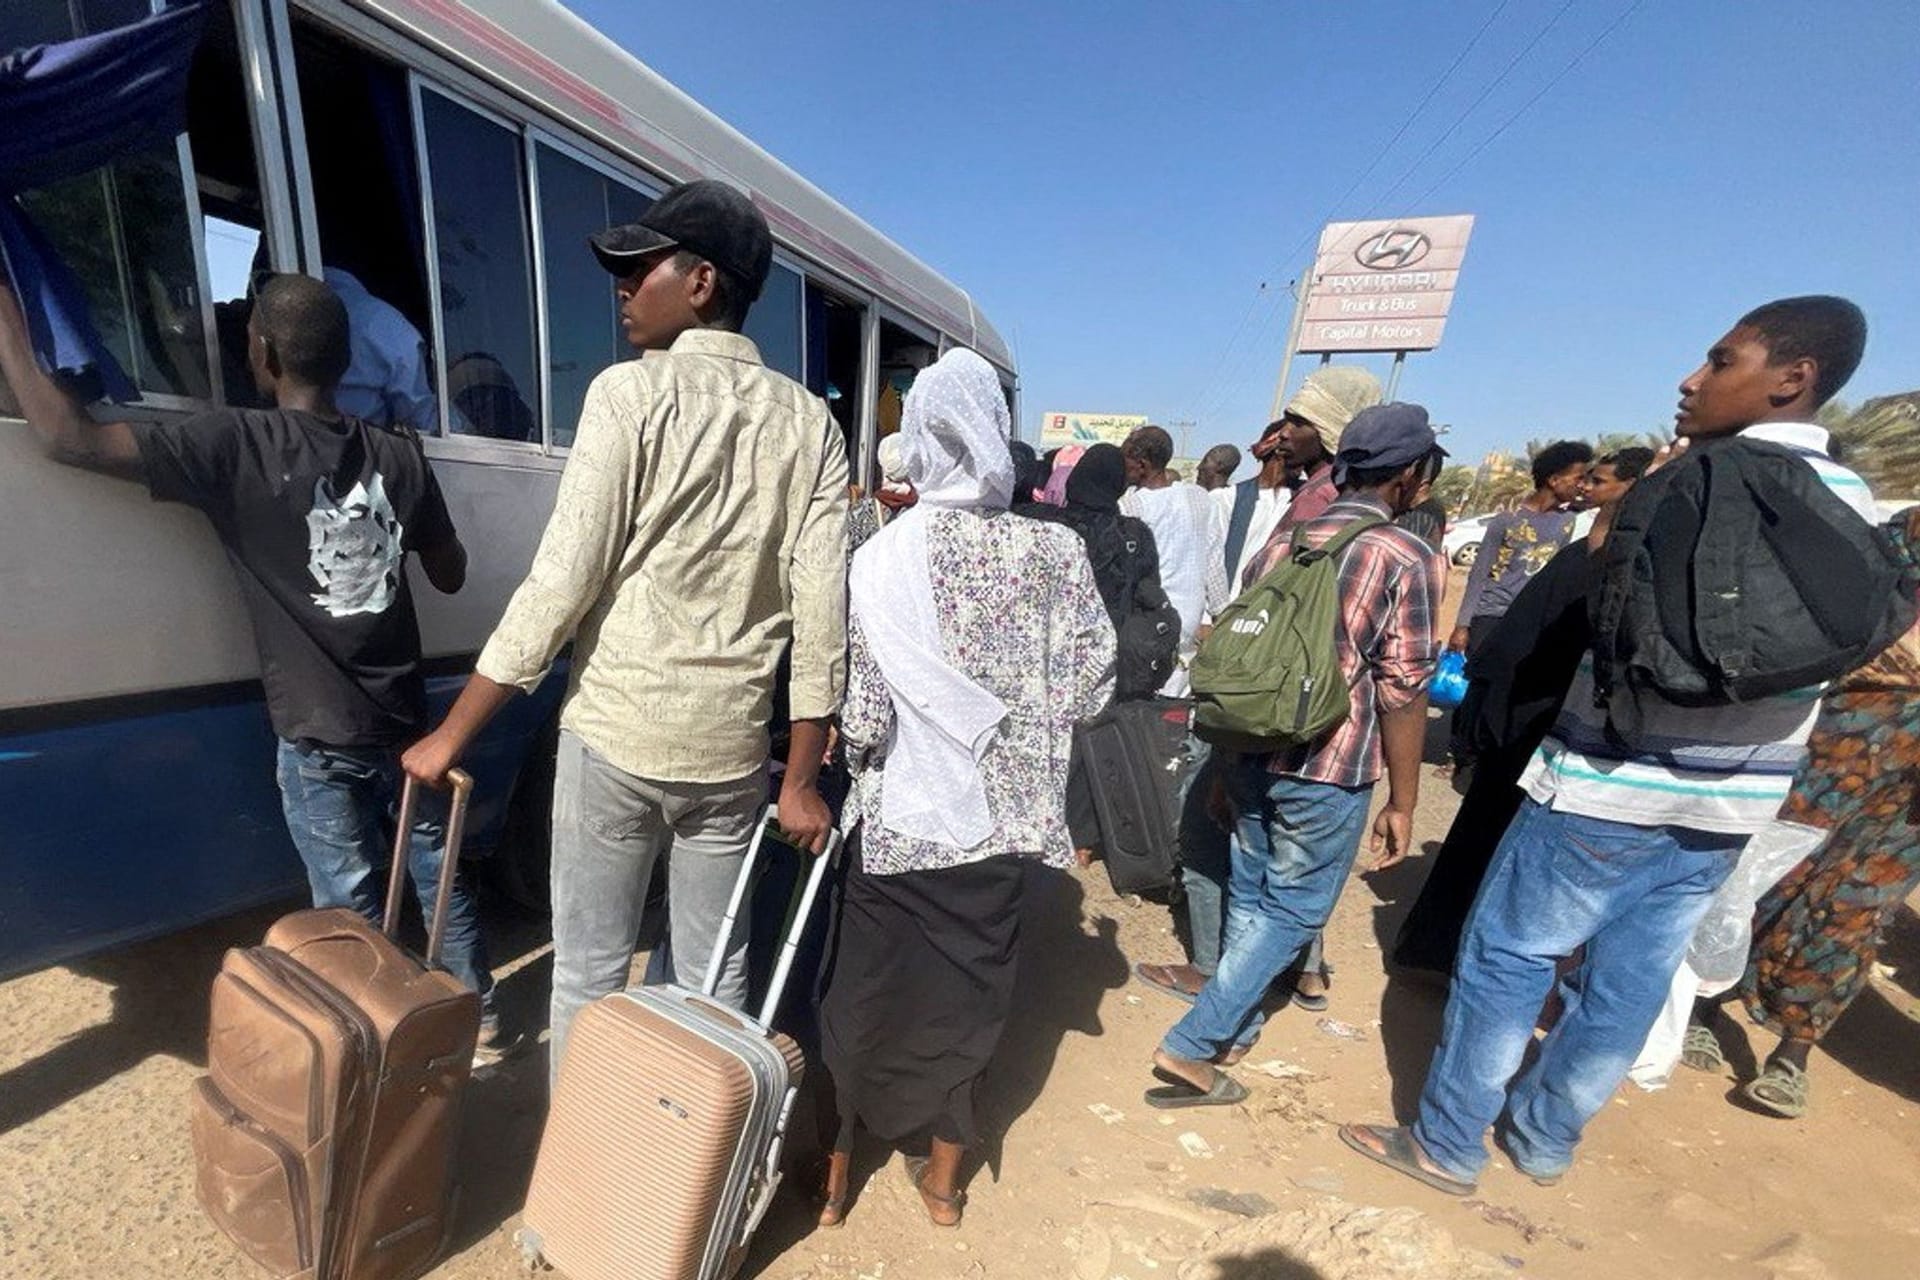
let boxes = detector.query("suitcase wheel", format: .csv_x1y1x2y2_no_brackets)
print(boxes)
513,1227,551,1273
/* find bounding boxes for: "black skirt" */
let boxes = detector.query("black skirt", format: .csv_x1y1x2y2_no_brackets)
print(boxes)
818,841,1025,1150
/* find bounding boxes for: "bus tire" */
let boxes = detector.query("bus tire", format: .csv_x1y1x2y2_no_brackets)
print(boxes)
490,717,558,915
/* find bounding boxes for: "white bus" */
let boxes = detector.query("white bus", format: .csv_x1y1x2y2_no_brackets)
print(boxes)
0,0,1015,979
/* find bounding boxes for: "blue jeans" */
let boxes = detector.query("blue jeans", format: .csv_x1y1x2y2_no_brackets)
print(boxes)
1177,737,1232,975
1179,738,1325,979
1413,800,1744,1181
1164,760,1371,1061
275,740,494,1009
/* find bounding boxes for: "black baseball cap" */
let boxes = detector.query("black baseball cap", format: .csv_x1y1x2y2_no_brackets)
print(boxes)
589,178,773,301
1332,402,1447,481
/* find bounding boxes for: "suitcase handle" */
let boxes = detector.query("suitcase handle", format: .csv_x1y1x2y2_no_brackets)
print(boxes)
702,804,841,1029
383,769,474,967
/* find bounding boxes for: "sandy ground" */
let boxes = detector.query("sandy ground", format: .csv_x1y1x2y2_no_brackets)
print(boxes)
6,566,1920,1279
5,760,1920,1280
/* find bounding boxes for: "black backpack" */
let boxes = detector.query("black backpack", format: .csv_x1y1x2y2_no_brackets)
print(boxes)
1590,436,1916,728
1112,520,1182,700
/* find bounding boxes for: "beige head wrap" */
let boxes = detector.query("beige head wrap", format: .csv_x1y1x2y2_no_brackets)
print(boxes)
1285,366,1383,452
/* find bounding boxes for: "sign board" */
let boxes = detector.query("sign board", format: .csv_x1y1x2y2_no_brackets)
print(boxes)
1297,214,1475,354
1039,412,1150,449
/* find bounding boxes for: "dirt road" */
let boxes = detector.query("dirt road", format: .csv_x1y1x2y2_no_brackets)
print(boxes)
5,752,1919,1279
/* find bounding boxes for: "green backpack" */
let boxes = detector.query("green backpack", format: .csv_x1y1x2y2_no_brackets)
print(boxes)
1189,517,1384,752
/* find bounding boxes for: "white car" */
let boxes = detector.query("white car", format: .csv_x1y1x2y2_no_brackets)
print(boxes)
1443,514,1492,566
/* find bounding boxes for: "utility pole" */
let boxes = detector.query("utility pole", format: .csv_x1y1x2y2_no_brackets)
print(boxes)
1166,419,1197,463
1266,276,1311,423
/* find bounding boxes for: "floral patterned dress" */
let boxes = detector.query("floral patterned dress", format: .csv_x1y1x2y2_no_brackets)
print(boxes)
1739,507,1920,1045
842,507,1116,875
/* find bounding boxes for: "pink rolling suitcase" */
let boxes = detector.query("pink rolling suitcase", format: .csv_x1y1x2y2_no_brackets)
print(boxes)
517,807,838,1280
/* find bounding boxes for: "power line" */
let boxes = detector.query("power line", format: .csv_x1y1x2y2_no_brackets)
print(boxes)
1351,0,1578,221
1183,0,1518,428
1192,0,1568,429
1406,0,1649,210
1264,0,1522,295
1191,0,1582,431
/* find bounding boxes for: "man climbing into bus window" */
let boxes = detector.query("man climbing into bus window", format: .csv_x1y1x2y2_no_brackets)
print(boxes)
226,244,438,431
0,272,503,1049
400,179,849,1082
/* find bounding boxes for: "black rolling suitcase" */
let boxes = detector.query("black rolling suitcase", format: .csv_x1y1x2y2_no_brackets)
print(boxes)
1075,697,1191,894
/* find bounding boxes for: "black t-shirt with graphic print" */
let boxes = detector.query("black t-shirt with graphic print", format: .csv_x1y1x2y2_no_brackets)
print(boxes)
136,408,457,748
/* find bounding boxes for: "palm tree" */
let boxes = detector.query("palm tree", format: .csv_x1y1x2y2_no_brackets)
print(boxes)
1829,393,1920,501
1431,464,1475,514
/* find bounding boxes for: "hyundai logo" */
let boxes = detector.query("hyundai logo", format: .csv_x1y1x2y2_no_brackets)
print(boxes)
1355,228,1431,270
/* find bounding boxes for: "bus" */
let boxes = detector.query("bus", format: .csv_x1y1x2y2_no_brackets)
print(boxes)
0,0,1016,980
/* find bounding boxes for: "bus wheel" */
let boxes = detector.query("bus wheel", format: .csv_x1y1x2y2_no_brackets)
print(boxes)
490,719,557,915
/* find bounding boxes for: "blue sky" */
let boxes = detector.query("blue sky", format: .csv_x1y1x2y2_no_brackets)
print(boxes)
573,0,1919,465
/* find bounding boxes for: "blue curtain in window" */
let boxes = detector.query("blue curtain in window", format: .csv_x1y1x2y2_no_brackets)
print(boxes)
0,2,206,401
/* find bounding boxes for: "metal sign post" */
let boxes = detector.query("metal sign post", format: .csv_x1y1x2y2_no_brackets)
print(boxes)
1266,277,1310,424
1385,351,1407,399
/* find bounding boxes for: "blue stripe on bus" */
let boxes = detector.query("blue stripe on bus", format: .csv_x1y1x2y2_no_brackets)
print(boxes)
0,669,565,982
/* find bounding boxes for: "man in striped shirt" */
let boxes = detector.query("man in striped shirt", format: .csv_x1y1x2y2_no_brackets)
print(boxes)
1343,295,1876,1194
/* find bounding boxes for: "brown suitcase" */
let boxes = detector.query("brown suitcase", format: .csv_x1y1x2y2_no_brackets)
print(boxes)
517,808,838,1280
191,771,483,1280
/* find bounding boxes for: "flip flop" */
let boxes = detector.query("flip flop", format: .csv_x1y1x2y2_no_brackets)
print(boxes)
1291,966,1333,1013
1144,1065,1249,1110
1742,1059,1810,1119
1339,1123,1476,1196
1134,961,1205,1005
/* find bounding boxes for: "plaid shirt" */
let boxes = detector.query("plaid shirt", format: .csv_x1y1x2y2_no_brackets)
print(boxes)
1264,494,1444,788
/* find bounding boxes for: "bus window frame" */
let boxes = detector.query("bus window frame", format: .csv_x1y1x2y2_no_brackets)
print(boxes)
284,0,963,477
410,73,545,459
856,305,879,492
173,131,227,407
526,127,663,456
876,304,939,351
236,0,313,278
8,0,271,417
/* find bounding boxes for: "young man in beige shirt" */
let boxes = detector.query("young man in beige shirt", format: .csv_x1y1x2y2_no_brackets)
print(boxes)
403,180,848,1077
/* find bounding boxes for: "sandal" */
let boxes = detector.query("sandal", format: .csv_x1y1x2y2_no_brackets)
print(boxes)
1145,1064,1249,1110
1291,964,1333,1013
1743,1059,1810,1119
1134,961,1206,1005
1212,1040,1256,1067
1679,1022,1727,1074
904,1155,965,1227
1338,1123,1476,1196
815,1152,850,1229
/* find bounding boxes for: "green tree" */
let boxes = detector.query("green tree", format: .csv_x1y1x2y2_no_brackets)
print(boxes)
1479,466,1534,512
1829,394,1920,500
1431,464,1475,514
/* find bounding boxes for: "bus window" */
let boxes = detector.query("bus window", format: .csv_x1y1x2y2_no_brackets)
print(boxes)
804,279,863,470
419,90,539,443
1,0,265,407
742,262,802,382
875,318,936,447
290,20,433,346
534,142,652,448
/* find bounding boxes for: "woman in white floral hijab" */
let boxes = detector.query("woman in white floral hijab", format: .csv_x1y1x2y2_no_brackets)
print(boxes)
816,349,1115,1227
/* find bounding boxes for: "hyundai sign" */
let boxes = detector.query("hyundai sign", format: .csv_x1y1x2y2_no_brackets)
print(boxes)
1297,214,1475,354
